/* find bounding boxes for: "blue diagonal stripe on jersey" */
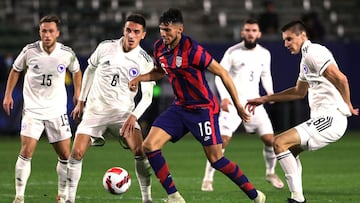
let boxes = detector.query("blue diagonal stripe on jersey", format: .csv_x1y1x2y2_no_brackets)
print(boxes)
316,116,333,132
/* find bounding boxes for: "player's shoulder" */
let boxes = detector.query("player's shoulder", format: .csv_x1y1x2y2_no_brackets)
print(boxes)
226,42,246,54
58,42,76,55
21,41,40,53
138,48,153,64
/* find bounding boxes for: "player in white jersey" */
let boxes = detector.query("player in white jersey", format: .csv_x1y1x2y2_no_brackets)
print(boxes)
66,14,154,203
247,20,358,203
2,15,82,203
201,18,284,191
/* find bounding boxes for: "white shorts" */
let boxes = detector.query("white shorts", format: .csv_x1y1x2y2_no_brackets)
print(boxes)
295,110,348,151
20,113,72,143
76,112,141,146
219,104,274,137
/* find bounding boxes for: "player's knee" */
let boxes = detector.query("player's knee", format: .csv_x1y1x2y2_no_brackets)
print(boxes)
273,136,286,153
71,148,85,160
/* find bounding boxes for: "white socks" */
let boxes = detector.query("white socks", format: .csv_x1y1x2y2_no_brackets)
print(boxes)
277,150,305,202
263,145,277,175
14,155,31,197
66,157,83,202
135,156,152,202
57,158,68,196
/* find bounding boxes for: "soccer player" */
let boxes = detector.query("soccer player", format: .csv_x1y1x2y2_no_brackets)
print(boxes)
66,14,154,203
2,15,82,203
128,8,266,203
247,20,359,203
201,18,284,191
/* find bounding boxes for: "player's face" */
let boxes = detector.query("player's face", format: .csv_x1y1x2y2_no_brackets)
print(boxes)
39,22,59,51
282,30,306,54
123,21,146,52
241,23,261,48
159,22,183,49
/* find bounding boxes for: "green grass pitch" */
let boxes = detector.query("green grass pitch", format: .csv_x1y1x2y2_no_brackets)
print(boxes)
1,131,359,203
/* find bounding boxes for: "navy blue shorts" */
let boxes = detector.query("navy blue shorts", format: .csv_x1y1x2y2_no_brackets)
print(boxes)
152,105,222,146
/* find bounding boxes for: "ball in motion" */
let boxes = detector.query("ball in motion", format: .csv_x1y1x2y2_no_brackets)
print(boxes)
102,167,131,195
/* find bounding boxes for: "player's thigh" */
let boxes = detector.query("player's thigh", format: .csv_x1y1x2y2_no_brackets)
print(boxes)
295,111,347,151
76,117,108,146
219,105,241,136
44,114,72,143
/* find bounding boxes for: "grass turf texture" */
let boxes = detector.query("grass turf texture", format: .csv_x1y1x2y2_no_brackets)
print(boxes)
1,131,359,203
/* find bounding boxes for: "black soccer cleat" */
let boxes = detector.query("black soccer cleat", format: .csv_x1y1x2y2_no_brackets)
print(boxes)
286,198,307,203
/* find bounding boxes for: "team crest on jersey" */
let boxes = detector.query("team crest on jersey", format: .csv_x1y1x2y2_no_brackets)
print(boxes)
176,56,182,67
303,64,309,74
128,67,140,78
57,64,66,73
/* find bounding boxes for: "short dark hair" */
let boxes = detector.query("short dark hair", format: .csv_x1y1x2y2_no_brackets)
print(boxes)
281,20,308,36
126,13,146,30
159,8,183,25
244,18,259,25
40,15,61,28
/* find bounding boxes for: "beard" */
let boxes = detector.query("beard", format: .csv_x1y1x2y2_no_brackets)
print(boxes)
244,39,257,49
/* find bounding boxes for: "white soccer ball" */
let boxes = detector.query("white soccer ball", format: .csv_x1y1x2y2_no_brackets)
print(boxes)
102,167,131,195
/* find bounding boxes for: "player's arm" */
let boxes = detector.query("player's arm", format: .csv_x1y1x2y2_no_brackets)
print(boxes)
71,69,82,105
323,63,359,115
247,80,308,112
208,60,250,122
129,66,165,92
2,68,21,116
71,66,95,120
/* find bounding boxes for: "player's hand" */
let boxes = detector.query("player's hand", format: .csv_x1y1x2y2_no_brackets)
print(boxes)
246,97,266,114
350,107,359,116
120,114,137,138
128,79,139,92
236,105,251,122
71,101,84,121
221,98,232,112
2,96,13,116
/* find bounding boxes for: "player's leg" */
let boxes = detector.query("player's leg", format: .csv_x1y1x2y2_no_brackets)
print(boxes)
124,128,152,203
202,107,240,191
13,116,44,203
66,133,92,203
46,116,72,203
260,133,284,189
201,135,230,191
273,128,305,202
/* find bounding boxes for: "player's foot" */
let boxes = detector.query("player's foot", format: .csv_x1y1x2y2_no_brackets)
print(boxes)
13,196,24,203
143,200,153,203
167,191,185,203
286,198,307,203
201,180,213,191
56,194,66,203
253,190,266,203
266,173,284,189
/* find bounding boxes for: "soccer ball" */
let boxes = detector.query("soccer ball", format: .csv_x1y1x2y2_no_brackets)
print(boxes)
102,167,131,195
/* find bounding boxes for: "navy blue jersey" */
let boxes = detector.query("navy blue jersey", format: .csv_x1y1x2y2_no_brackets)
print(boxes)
153,34,219,113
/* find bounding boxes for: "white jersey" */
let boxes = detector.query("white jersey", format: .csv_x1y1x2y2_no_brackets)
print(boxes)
13,41,80,119
83,38,154,118
299,40,351,117
216,41,273,103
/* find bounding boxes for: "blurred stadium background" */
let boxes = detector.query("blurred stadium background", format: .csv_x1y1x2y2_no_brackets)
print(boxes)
0,0,359,134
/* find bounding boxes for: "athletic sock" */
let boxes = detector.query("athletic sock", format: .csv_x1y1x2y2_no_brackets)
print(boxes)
145,150,177,195
56,158,68,197
203,149,225,182
66,157,82,202
135,156,152,202
212,156,257,199
263,145,276,175
15,155,31,196
277,150,305,202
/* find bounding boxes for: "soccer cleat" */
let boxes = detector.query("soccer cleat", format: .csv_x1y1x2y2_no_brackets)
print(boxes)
12,196,24,203
56,194,66,203
166,191,186,203
253,190,266,203
286,198,307,203
266,173,284,189
201,180,213,192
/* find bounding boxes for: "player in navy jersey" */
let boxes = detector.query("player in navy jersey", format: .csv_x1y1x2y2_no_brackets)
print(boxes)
128,8,265,203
